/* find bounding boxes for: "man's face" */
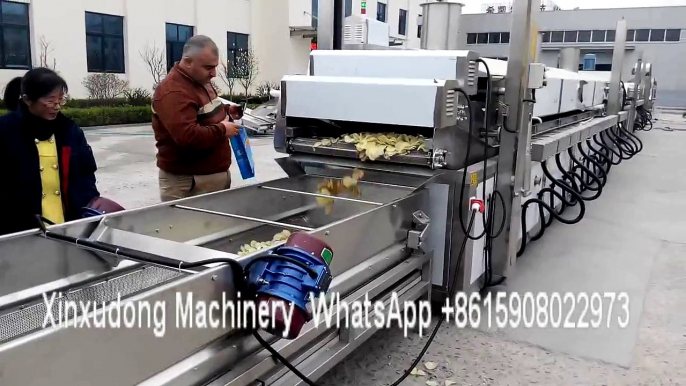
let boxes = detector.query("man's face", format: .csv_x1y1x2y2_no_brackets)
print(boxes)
183,47,218,85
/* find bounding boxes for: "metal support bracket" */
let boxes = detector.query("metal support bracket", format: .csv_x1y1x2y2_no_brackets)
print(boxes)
407,210,430,253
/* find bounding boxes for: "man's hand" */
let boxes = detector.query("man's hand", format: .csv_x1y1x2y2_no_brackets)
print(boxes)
229,104,244,120
221,120,240,137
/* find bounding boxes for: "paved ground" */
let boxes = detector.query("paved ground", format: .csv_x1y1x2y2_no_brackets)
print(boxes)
85,126,286,209
86,114,686,386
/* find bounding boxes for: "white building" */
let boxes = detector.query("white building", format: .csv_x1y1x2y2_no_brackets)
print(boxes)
0,0,425,99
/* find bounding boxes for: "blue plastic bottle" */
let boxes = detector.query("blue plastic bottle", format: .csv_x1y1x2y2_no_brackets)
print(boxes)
230,126,256,180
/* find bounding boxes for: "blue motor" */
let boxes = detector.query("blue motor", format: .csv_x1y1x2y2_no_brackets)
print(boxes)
246,232,333,339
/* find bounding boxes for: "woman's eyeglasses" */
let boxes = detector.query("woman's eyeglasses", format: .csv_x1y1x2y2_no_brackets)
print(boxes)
39,97,67,108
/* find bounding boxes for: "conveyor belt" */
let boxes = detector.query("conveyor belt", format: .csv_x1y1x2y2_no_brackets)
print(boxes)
289,137,433,167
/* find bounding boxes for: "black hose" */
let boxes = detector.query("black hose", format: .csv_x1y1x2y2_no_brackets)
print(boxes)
567,148,603,199
619,122,644,152
517,161,586,257
577,142,608,187
593,133,622,165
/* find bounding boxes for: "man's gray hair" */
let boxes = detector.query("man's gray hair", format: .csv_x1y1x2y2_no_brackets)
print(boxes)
182,35,219,58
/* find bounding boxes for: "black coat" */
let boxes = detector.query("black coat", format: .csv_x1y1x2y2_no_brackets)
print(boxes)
0,108,100,236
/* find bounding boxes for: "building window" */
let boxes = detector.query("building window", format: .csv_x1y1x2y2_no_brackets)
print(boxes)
0,1,30,69
541,31,551,43
564,31,577,43
377,3,387,22
227,32,249,77
577,30,591,43
551,31,564,43
606,30,615,42
477,33,488,44
626,29,635,42
489,32,500,44
398,9,407,35
85,12,125,73
417,15,422,38
501,32,510,44
467,33,477,44
166,23,194,72
591,30,605,42
650,29,665,42
666,29,681,42
635,29,649,42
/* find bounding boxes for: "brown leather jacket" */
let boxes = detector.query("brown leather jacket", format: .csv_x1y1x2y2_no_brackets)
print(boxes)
152,63,232,175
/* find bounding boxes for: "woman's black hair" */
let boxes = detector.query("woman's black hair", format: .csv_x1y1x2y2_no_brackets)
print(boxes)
3,77,22,111
3,68,68,111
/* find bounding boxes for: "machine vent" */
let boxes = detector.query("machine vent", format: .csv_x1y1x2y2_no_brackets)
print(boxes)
468,60,477,87
445,89,456,117
343,24,366,44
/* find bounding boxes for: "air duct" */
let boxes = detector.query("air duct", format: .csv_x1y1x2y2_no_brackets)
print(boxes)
420,0,464,50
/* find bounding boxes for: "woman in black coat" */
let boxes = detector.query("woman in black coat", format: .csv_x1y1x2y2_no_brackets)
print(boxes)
0,68,123,236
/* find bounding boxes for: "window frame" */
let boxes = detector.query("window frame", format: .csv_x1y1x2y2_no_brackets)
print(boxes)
417,14,422,39
0,0,31,69
165,22,194,72
85,11,125,74
577,30,591,43
477,32,488,44
626,29,635,42
398,8,407,36
551,31,564,43
377,2,387,23
650,29,665,42
227,31,249,78
606,30,615,42
635,29,650,42
591,30,605,43
665,29,681,42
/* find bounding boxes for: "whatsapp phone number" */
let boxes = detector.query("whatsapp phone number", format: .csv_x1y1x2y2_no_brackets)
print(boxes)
443,292,630,329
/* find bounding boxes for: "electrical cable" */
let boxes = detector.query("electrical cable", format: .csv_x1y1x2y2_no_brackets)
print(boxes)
388,210,478,386
470,59,508,289
455,88,506,241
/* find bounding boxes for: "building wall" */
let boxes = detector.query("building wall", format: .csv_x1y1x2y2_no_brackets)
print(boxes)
0,0,313,99
459,6,686,107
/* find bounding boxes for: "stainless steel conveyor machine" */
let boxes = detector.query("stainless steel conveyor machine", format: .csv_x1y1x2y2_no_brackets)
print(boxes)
0,1,655,385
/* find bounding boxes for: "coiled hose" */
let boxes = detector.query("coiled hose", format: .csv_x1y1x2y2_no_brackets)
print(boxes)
517,115,648,257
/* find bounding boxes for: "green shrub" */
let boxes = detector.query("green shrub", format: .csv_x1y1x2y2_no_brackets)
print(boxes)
63,106,152,127
0,106,152,127
66,97,152,108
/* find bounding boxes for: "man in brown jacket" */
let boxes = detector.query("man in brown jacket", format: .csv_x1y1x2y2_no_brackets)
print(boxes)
152,35,244,202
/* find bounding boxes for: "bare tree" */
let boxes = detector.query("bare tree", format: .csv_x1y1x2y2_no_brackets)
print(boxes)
37,36,57,71
235,48,259,101
82,73,130,99
140,43,166,90
218,56,238,99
